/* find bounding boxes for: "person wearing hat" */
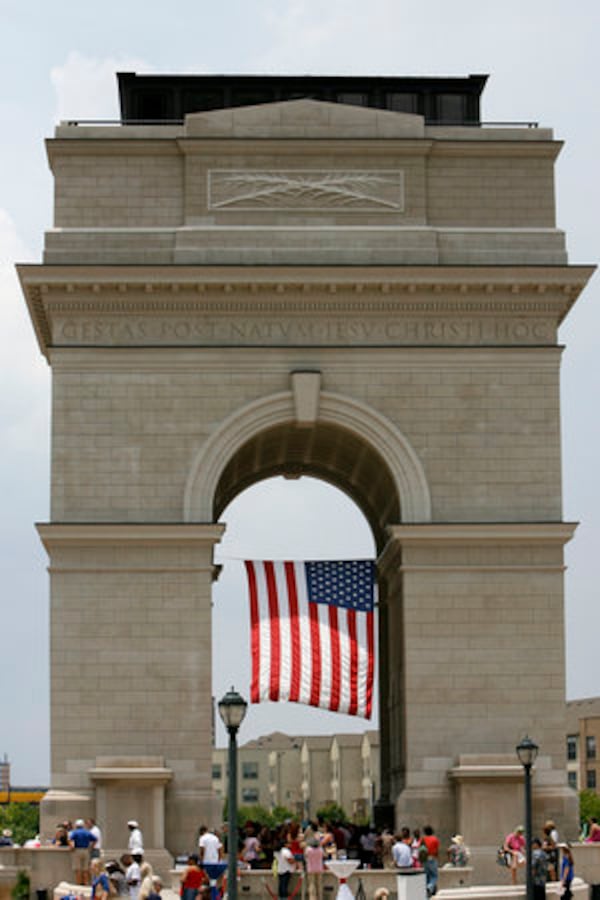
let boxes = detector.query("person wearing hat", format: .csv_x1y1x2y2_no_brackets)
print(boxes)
446,835,469,868
503,826,526,885
0,829,13,847
69,818,97,886
128,821,144,854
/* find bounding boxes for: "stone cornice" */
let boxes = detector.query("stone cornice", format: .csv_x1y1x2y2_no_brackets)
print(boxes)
46,136,561,162
449,763,527,782
387,522,577,543
18,264,594,358
378,521,577,573
89,766,173,784
429,140,562,159
37,522,225,548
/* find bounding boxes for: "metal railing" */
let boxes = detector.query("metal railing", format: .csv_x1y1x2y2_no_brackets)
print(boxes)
63,118,540,128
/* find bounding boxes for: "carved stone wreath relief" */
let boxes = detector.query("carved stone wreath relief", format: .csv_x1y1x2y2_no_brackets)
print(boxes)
207,170,405,211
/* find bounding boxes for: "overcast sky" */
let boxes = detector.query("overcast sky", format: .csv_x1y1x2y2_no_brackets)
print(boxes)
1,0,599,784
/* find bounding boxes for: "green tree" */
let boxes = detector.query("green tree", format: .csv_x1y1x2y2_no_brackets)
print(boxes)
11,870,30,900
579,790,600,829
222,801,296,831
315,802,347,824
270,805,295,827
238,804,275,828
0,804,39,846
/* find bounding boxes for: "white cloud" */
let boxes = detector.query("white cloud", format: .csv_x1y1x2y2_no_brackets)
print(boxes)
50,51,157,121
0,209,48,452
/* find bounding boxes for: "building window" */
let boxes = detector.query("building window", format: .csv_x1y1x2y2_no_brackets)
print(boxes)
437,94,465,124
567,736,578,761
568,771,578,790
587,770,596,790
587,736,596,760
387,92,417,114
212,764,222,780
336,92,367,108
242,788,259,803
242,761,259,780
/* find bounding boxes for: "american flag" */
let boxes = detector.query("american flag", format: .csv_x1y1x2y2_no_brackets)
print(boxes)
244,559,375,719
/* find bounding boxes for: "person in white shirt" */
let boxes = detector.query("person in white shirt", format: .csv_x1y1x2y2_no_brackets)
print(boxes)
274,840,296,900
126,852,143,900
87,818,102,859
392,829,413,868
198,825,223,863
128,821,144,854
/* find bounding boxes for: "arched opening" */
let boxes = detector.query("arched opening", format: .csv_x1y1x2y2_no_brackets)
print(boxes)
212,475,378,752
212,420,401,553
183,388,432,527
200,406,423,820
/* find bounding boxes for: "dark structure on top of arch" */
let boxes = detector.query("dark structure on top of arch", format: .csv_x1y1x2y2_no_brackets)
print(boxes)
117,72,488,125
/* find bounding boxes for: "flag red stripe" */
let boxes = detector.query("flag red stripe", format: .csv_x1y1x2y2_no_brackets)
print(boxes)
366,610,375,718
245,561,261,704
285,561,302,703
347,610,358,716
328,605,341,711
309,596,321,708
264,561,281,701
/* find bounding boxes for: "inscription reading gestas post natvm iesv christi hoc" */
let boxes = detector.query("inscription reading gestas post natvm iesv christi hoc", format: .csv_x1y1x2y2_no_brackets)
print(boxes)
56,318,551,345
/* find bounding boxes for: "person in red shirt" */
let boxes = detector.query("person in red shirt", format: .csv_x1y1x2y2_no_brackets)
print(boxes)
180,854,209,900
422,826,440,896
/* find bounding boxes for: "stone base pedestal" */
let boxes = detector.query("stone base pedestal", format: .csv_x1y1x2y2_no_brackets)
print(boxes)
450,755,579,885
90,756,173,853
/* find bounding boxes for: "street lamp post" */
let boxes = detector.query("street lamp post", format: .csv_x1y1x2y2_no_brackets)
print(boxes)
516,736,539,900
218,688,248,900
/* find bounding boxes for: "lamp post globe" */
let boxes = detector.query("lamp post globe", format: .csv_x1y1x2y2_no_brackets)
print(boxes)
218,688,247,900
516,735,539,769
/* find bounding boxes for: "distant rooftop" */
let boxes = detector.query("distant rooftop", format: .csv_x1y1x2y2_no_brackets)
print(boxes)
117,72,488,125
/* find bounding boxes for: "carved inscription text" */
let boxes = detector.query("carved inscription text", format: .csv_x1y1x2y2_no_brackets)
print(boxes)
54,317,552,346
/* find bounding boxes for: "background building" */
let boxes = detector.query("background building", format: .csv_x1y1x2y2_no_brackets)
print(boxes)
212,731,380,821
566,698,600,792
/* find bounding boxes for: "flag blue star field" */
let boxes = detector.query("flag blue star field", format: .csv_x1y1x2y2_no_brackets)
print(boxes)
244,560,375,718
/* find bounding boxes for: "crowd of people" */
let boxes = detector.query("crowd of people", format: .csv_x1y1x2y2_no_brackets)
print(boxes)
184,819,467,900
42,816,164,900
502,820,575,900
11,809,600,900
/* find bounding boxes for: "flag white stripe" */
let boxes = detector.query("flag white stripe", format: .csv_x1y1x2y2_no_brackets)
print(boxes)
356,611,368,717
273,561,292,700
338,608,351,714
295,561,312,707
254,562,271,702
317,603,332,710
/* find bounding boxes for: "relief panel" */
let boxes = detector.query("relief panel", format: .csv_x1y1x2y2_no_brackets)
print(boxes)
207,169,405,212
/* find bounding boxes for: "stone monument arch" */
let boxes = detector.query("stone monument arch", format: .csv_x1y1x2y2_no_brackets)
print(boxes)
19,73,594,878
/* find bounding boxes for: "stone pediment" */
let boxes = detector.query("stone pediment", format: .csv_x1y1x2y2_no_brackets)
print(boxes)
184,97,425,139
